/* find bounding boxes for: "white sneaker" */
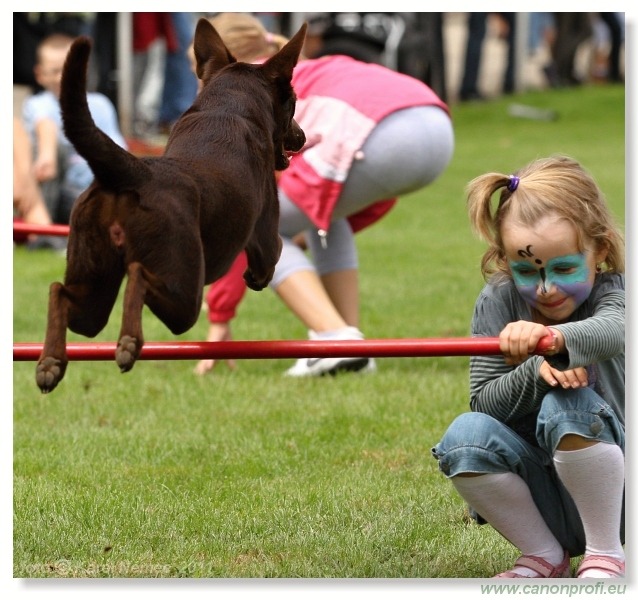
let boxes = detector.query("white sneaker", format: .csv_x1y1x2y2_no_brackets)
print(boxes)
285,356,372,377
361,357,377,373
284,327,375,377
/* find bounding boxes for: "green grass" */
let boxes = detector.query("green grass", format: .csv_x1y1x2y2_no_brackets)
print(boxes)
13,84,624,580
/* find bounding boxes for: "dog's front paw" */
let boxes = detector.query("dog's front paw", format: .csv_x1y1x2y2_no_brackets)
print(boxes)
116,335,141,373
243,269,270,291
35,356,68,394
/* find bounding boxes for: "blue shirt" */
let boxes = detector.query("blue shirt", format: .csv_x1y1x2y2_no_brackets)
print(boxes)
22,90,127,191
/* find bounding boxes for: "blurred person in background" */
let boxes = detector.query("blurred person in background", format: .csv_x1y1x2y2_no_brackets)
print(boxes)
13,115,58,249
21,32,127,228
193,12,454,377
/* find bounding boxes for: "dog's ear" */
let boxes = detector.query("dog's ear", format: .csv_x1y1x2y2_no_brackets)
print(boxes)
261,22,307,82
193,18,236,82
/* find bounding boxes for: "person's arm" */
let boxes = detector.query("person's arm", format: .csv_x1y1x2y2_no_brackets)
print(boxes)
470,347,550,423
544,283,625,370
13,117,52,225
14,117,35,208
206,252,249,323
347,199,397,233
32,117,58,182
469,283,559,423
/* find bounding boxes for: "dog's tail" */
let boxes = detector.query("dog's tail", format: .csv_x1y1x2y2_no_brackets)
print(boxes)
60,36,151,190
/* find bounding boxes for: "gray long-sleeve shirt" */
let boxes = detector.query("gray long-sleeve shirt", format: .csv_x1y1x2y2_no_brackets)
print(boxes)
468,273,625,437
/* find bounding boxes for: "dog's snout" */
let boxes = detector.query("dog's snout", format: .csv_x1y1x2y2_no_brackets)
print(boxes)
286,120,306,152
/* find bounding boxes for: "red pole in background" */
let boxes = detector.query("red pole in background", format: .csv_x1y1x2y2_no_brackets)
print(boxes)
13,336,556,361
13,222,70,237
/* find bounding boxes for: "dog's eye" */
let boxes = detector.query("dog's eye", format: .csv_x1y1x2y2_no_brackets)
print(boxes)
282,97,296,118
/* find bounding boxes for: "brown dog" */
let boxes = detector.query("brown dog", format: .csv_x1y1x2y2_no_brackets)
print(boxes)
35,19,307,393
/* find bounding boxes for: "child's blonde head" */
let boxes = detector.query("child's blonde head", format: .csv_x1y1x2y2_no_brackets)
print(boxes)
467,155,624,280
34,33,75,96
36,32,74,63
188,13,292,79
208,13,289,62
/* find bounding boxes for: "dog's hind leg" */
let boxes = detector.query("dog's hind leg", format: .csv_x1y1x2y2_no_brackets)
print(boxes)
36,282,72,393
116,260,204,372
36,277,122,392
116,262,149,373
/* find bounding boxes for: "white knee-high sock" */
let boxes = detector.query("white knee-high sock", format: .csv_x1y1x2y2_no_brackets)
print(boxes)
553,442,625,564
452,472,564,576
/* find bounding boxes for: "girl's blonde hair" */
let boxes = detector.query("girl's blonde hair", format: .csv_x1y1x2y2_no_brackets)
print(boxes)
467,155,625,280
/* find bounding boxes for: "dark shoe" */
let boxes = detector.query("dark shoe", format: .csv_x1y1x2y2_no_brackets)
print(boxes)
459,90,485,102
542,64,560,88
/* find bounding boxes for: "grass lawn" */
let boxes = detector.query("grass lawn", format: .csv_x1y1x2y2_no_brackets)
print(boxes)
12,83,624,584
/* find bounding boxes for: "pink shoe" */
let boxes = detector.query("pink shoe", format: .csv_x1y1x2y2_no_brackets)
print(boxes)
494,551,571,578
576,555,625,578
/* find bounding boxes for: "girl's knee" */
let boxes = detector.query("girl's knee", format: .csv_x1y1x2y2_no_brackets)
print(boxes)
537,388,624,454
438,411,494,448
432,412,507,477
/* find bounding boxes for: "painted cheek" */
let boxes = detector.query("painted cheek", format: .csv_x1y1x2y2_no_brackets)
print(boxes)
555,280,594,309
510,264,541,307
515,284,539,307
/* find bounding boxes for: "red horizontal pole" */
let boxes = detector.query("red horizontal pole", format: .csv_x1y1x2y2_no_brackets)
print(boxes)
13,336,555,361
14,222,70,237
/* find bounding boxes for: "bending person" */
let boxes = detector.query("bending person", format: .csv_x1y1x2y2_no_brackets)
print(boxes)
195,12,454,377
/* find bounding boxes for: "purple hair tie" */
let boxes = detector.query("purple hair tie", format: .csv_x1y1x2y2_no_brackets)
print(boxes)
507,175,520,192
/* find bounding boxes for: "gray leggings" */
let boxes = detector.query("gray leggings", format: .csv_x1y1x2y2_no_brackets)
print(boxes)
271,105,454,287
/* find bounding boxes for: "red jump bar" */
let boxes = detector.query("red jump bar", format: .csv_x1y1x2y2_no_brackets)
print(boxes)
13,336,556,361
